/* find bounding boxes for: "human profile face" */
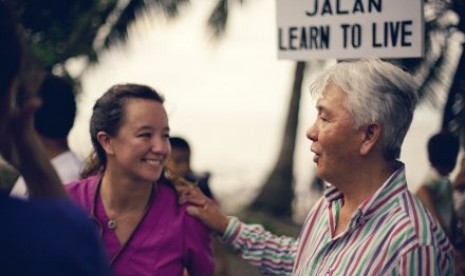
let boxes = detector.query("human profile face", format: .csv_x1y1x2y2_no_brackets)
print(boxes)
102,98,170,184
167,148,191,178
306,84,365,185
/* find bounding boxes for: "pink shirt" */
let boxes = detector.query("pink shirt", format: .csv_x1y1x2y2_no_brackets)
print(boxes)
66,175,214,276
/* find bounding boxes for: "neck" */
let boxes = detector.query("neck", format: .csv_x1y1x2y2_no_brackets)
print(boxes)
336,158,397,212
39,136,70,159
100,170,154,214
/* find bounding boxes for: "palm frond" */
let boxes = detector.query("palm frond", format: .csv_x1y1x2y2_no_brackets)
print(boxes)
207,0,229,40
102,0,190,50
102,0,145,49
153,0,189,17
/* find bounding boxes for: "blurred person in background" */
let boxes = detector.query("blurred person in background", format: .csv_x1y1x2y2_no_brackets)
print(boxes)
452,156,465,275
416,131,460,238
167,136,229,276
10,73,83,198
0,1,110,274
168,136,213,199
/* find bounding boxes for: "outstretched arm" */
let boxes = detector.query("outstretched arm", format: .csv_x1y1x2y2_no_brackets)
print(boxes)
173,177,297,275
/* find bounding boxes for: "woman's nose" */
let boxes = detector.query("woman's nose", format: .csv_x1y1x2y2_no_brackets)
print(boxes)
152,138,170,154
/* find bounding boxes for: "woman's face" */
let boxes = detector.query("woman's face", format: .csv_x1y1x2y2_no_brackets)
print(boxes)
103,98,171,184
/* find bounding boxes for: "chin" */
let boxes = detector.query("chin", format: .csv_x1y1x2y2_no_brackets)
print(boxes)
315,169,327,182
140,170,163,183
151,172,163,182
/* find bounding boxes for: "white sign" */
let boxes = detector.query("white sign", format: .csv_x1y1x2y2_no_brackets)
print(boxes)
277,0,424,60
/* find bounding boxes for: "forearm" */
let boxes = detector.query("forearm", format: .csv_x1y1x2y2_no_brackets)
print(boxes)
222,217,297,275
15,132,65,198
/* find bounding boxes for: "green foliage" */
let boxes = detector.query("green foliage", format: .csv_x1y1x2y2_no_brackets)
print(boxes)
11,0,191,73
9,0,242,76
12,0,117,70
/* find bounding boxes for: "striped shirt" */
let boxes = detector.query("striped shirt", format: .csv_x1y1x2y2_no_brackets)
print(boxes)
223,164,454,275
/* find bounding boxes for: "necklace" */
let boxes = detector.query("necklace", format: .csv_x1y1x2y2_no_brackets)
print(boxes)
105,184,156,230
106,212,133,230
108,219,117,229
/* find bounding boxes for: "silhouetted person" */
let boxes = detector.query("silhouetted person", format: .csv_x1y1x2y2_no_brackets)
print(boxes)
416,131,460,238
0,1,110,274
10,74,83,198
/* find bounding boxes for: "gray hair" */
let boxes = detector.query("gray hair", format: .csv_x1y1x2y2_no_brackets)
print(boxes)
310,57,418,160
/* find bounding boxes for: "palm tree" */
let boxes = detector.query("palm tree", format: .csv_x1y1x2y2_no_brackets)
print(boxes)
398,0,465,142
251,0,465,218
249,62,306,217
19,0,465,221
13,0,191,76
93,0,303,218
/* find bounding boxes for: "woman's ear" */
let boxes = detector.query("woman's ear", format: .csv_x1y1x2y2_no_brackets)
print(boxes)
96,131,114,155
360,123,381,156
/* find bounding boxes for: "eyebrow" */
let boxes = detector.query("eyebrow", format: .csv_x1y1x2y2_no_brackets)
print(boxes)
316,101,328,113
136,125,170,132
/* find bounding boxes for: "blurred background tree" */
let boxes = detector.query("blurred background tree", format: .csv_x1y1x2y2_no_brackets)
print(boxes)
6,0,465,221
397,0,465,143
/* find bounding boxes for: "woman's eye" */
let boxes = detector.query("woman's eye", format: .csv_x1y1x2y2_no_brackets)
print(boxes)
139,133,151,138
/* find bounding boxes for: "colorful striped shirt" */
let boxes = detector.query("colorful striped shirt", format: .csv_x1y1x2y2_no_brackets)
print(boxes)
222,164,454,275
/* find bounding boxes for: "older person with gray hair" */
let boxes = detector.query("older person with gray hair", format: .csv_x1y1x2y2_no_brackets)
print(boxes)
177,57,454,275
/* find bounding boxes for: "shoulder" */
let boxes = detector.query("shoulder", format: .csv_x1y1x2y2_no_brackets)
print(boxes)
66,175,99,191
179,203,212,237
421,169,441,187
51,151,84,172
65,175,101,209
52,151,84,183
0,197,110,275
397,191,450,248
1,196,95,240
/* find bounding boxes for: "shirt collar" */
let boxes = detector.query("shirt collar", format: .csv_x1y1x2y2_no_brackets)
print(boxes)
323,162,408,220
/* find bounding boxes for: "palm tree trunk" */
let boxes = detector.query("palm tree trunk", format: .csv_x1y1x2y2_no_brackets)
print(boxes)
441,44,465,135
249,61,306,218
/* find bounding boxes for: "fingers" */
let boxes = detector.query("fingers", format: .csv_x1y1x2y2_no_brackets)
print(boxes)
167,170,230,234
1,97,42,169
167,169,197,192
170,174,204,205
178,186,206,205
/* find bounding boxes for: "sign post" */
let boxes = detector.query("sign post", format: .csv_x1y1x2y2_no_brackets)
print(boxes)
276,0,424,60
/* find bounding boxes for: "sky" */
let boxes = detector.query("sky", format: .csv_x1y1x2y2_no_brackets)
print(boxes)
67,0,459,222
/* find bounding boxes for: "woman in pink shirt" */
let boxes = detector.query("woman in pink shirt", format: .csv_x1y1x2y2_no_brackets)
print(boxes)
66,84,214,275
